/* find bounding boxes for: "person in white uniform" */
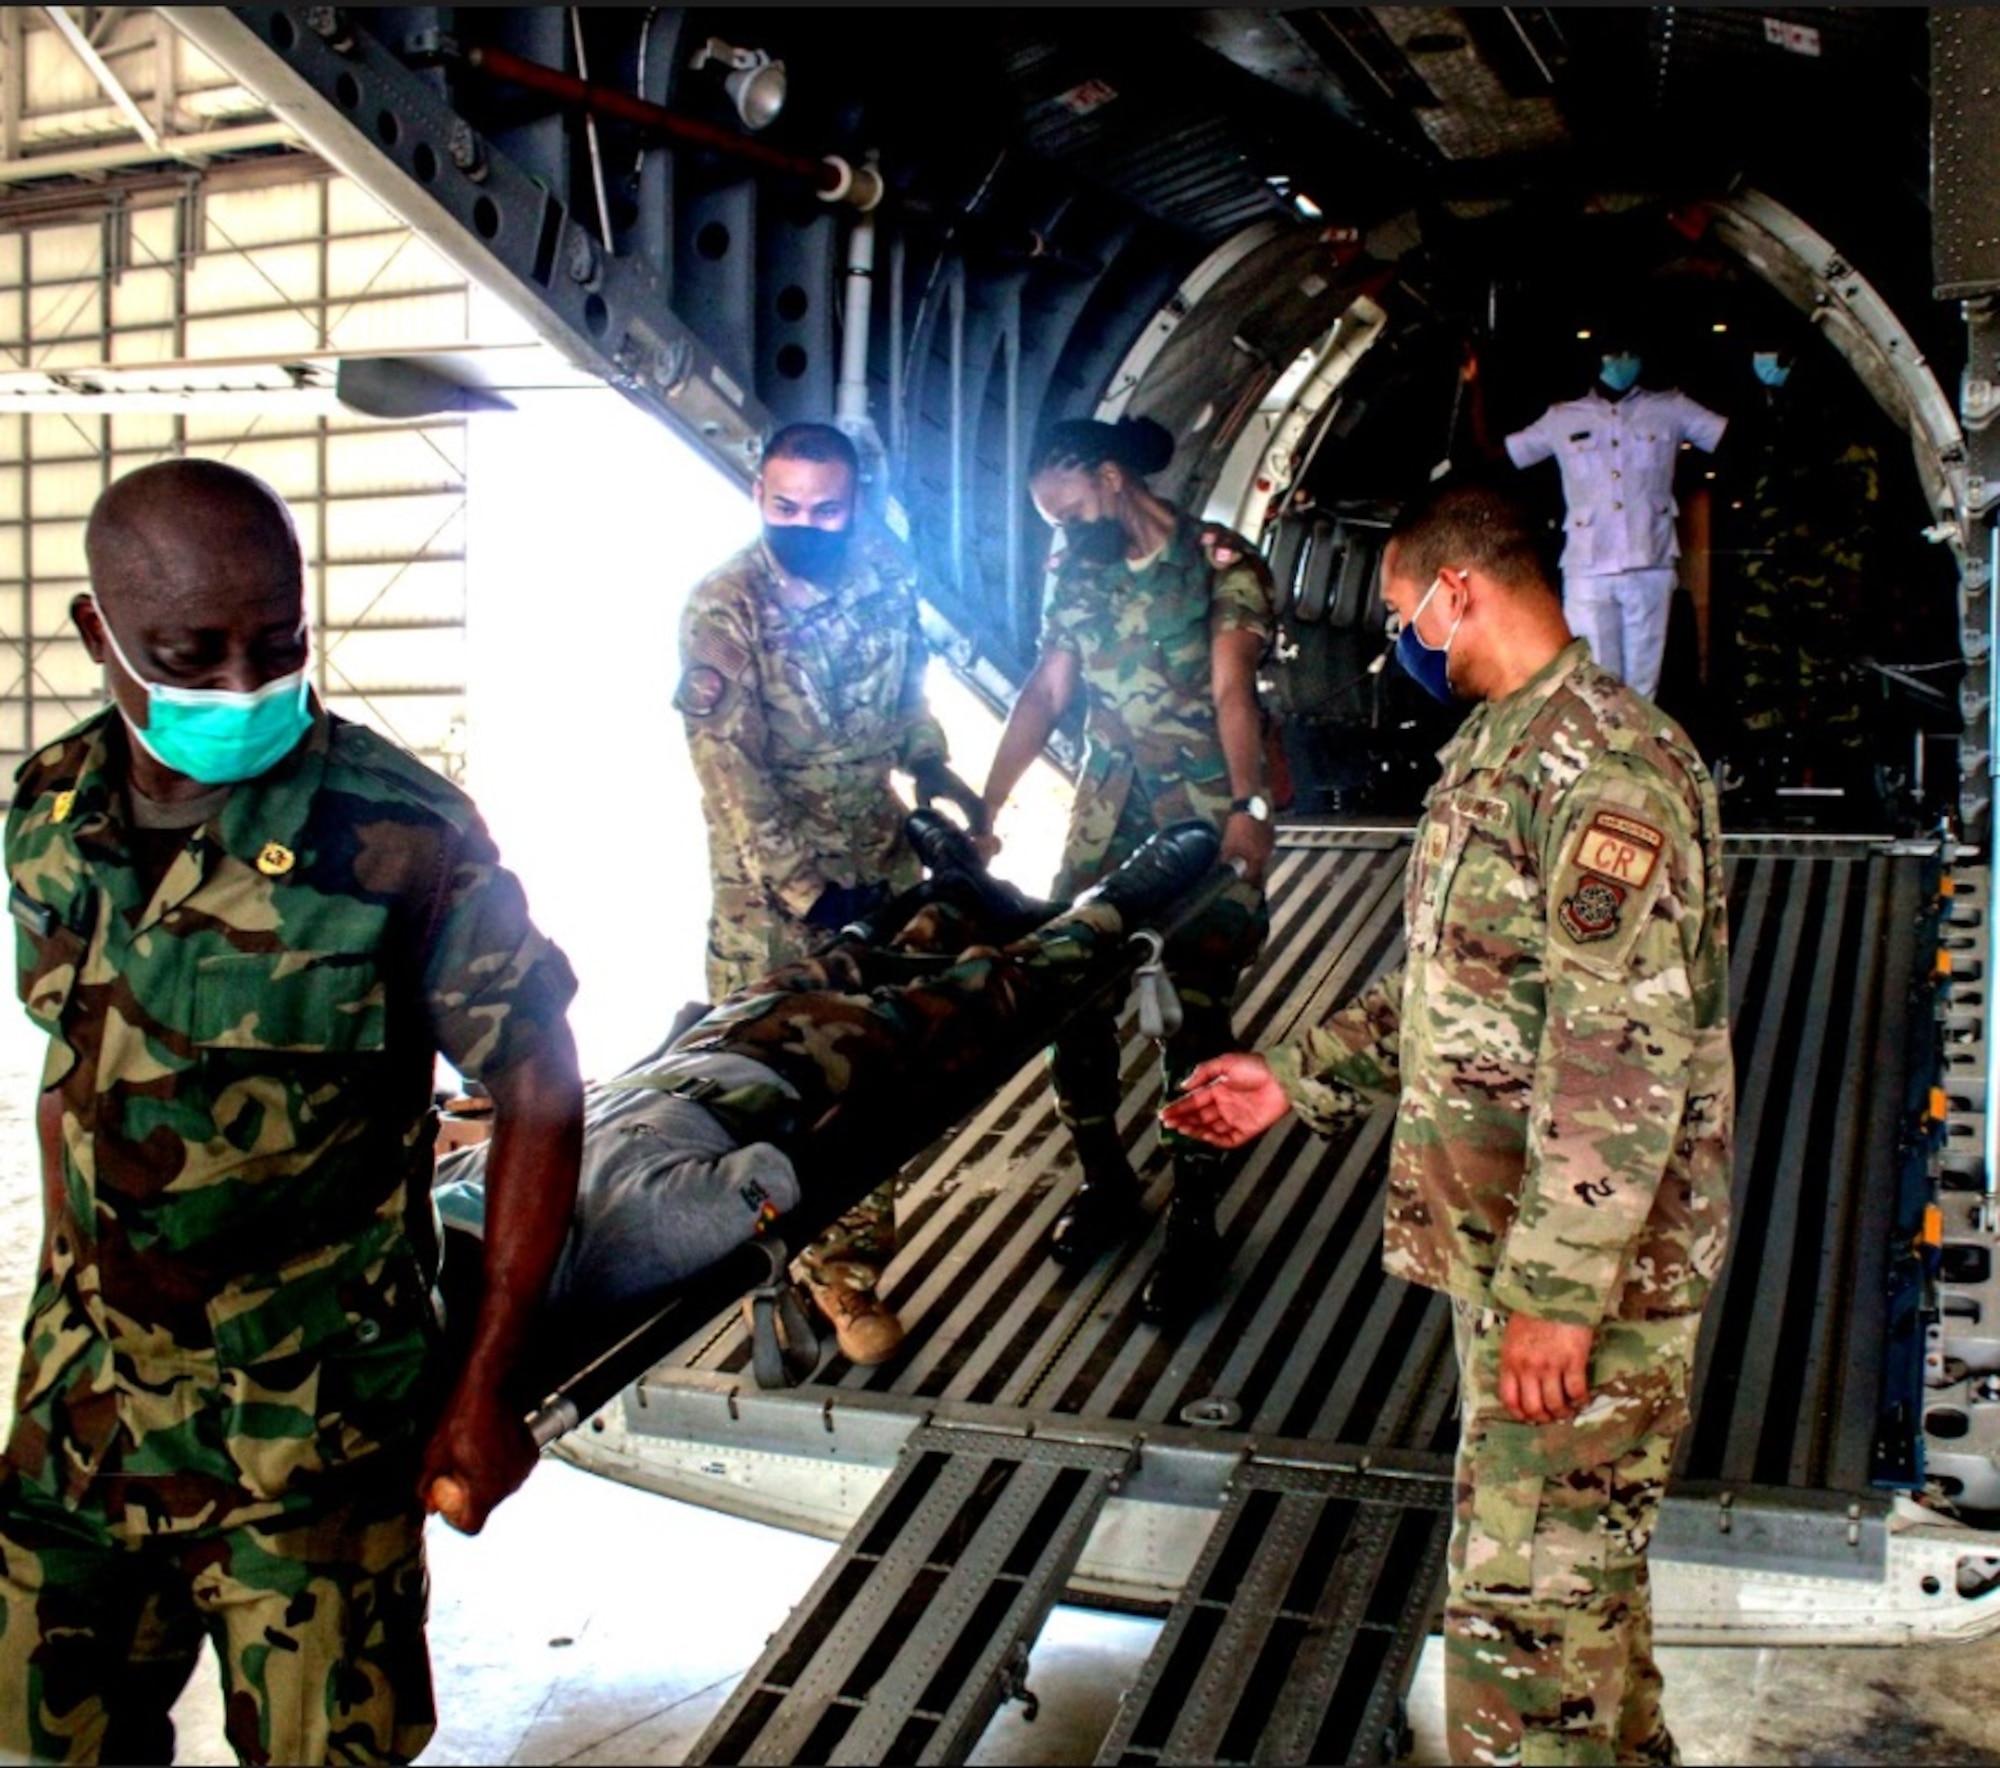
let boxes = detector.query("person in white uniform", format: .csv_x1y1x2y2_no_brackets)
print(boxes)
1505,336,1726,698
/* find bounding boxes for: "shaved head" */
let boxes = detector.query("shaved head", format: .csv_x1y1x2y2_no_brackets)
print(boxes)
75,459,313,798
86,459,301,619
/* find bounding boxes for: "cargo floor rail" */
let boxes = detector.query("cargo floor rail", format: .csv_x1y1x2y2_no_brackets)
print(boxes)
689,1423,1135,1765
1099,1460,1452,1767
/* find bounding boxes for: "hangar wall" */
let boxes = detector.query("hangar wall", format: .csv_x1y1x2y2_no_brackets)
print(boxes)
0,9,487,781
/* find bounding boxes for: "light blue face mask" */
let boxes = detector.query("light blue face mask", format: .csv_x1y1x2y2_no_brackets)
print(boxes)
1752,352,1792,388
98,608,312,786
1599,353,1642,394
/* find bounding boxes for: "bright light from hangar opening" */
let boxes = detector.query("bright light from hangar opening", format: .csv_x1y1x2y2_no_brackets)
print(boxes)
464,387,754,1077
463,387,1071,1080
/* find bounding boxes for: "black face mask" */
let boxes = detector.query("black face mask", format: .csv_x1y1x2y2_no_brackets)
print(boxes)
1065,517,1127,565
765,523,851,584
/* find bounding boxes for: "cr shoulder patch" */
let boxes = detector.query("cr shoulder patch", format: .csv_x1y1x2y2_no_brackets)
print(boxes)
1569,808,1664,891
674,664,728,717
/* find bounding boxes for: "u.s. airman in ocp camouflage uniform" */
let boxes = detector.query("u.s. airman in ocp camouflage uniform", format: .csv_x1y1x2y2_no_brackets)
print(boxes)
0,460,582,1766
1166,482,1732,1766
678,522,948,999
678,422,980,1358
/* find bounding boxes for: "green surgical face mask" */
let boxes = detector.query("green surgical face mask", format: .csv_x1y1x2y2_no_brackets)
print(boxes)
98,608,312,786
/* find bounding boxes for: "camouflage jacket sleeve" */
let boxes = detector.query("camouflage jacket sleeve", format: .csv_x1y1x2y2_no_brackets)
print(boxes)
422,810,579,1084
1268,965,1406,1135
1199,524,1278,644
1488,755,1705,1326
676,575,828,919
1038,555,1094,661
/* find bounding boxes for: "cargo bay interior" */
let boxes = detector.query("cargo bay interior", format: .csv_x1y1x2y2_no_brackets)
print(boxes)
3,6,2000,1765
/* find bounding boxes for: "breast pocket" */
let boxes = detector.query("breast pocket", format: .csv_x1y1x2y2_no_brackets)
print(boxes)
1411,789,1520,963
1408,813,1468,956
17,921,85,1033
192,949,387,1055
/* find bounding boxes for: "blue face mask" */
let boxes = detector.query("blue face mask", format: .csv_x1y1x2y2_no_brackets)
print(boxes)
1752,352,1791,388
99,609,312,786
1599,353,1642,394
1392,576,1463,704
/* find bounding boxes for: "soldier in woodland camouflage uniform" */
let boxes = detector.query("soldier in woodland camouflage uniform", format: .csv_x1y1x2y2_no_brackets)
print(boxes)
1721,344,1883,798
677,422,980,1363
1167,481,1732,1766
978,416,1277,1321
0,461,584,1766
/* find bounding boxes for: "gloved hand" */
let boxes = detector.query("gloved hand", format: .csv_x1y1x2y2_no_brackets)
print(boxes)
804,878,891,932
909,758,991,836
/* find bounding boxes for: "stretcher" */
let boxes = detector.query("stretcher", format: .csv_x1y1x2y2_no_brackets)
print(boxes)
435,858,1246,1449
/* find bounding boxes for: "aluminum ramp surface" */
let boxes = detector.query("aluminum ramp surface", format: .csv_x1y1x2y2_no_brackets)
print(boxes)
639,833,1929,1501
689,1424,1134,1766
1097,1462,1453,1767
562,830,1967,1743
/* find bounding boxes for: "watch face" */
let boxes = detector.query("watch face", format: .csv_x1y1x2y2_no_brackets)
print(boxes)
1234,795,1271,822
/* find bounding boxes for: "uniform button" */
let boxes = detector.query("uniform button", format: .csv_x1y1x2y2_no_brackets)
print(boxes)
1613,501,1624,510
1611,469,1621,480
354,1318,383,1346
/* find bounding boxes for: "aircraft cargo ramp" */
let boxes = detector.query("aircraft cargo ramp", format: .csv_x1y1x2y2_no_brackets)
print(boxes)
559,828,2000,1765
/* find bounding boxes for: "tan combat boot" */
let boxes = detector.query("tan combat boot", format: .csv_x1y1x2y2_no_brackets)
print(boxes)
806,1266,906,1365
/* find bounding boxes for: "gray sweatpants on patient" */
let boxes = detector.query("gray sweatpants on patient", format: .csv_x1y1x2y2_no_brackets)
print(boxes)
433,1051,802,1315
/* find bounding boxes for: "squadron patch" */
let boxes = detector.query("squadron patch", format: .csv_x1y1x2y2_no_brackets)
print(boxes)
674,665,728,718
1568,809,1664,891
1558,873,1626,944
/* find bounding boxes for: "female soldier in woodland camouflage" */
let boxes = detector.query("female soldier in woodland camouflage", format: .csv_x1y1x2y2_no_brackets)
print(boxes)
977,416,1277,1320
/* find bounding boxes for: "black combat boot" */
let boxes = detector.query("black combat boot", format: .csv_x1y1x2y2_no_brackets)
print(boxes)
902,810,1044,935
1073,822,1222,928
1140,1155,1224,1322
904,807,987,878
1050,1122,1143,1266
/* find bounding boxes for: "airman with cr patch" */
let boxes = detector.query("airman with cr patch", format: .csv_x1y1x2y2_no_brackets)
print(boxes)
1164,481,1732,1767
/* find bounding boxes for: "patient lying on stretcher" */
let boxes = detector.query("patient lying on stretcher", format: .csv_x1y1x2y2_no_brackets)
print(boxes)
432,814,1225,1325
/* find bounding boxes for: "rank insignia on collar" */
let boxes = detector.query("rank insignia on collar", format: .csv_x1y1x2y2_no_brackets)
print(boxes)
50,790,74,825
256,842,296,877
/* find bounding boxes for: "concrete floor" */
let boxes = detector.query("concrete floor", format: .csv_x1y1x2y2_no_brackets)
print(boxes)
6,979,2000,1762
135,1451,2000,1766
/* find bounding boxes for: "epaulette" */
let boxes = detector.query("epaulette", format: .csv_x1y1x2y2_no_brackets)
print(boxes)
321,717,480,828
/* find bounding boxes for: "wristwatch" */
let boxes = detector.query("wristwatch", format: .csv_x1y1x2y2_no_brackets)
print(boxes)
1230,794,1272,823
